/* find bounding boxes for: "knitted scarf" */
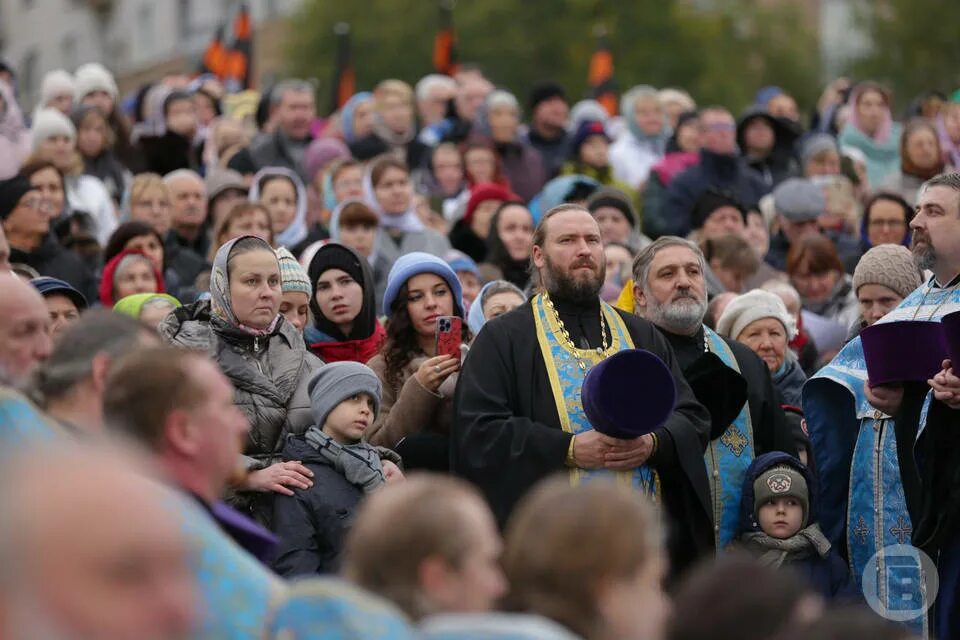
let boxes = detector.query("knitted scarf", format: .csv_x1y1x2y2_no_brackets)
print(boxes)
303,426,385,494
741,523,832,568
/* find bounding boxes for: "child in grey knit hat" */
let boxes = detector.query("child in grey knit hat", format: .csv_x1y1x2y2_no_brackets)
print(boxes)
736,453,857,601
271,361,403,577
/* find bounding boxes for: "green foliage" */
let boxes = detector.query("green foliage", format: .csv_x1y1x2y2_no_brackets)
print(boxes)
848,0,960,107
285,0,822,116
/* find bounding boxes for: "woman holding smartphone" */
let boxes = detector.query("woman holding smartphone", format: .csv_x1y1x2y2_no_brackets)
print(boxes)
366,252,470,470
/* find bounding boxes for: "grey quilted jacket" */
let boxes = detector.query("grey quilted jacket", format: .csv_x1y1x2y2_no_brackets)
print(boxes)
159,299,322,464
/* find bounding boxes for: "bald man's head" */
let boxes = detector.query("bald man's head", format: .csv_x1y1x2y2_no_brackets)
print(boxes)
0,273,52,386
0,442,197,639
164,170,207,232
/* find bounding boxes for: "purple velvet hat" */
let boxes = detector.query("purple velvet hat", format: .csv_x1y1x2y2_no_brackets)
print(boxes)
861,320,948,386
943,310,960,367
581,349,677,439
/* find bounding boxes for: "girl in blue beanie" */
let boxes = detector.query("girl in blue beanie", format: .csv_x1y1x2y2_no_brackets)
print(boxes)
365,252,470,471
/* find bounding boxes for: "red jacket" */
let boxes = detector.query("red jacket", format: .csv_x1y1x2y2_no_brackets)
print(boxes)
307,321,385,364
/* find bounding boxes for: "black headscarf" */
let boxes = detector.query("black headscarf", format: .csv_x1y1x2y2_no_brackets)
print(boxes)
306,242,378,341
485,202,532,290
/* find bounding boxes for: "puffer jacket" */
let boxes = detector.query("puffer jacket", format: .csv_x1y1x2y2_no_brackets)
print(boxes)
159,299,322,464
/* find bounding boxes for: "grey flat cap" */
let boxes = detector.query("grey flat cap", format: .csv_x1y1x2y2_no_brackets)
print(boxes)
773,178,826,222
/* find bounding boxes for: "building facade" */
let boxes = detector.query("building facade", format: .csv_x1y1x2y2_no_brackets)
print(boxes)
0,0,302,108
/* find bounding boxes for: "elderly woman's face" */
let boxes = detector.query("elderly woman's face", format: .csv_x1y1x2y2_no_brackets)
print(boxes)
489,104,519,143
633,97,664,136
737,317,788,371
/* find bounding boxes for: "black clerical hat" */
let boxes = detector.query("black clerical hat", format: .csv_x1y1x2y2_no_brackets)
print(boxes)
582,349,676,439
683,351,749,441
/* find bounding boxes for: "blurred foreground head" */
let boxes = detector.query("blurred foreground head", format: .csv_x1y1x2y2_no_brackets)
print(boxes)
668,555,823,640
502,477,668,640
0,272,52,387
341,473,507,620
0,442,198,640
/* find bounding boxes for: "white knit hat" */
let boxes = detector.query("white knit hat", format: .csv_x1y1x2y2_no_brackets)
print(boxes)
716,289,798,342
31,108,76,151
40,69,75,107
74,63,118,101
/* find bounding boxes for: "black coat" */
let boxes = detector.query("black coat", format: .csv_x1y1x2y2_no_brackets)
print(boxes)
662,150,770,238
348,133,430,171
271,435,364,578
163,232,209,298
137,131,198,176
10,235,98,303
452,297,714,580
736,108,802,189
525,128,570,179
247,130,313,184
448,219,488,263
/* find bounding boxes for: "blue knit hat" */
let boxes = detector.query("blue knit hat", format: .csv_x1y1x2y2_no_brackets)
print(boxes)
444,250,479,277
571,120,611,155
382,252,464,317
31,276,88,310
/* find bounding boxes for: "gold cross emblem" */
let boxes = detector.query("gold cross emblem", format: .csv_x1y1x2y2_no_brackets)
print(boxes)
720,426,748,457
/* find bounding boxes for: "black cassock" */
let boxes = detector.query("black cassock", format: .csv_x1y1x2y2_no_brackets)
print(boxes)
452,297,714,579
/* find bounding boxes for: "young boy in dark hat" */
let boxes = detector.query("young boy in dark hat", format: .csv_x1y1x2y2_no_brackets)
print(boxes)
271,361,403,577
561,121,637,207
737,452,856,601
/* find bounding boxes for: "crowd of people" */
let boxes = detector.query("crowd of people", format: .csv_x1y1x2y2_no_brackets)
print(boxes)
1,54,959,640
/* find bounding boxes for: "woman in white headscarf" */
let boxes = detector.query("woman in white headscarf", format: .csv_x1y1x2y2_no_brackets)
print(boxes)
362,154,451,268
0,79,31,179
249,166,309,249
609,85,672,189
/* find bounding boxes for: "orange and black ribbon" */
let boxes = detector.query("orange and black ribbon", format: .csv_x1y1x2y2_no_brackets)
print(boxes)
432,0,459,76
588,27,617,116
330,22,356,113
197,3,253,90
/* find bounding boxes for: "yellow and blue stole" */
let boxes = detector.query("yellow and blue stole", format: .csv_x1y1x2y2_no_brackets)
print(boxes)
532,294,660,499
704,327,756,549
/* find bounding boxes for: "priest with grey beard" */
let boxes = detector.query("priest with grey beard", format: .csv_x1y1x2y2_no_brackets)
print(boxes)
632,236,796,548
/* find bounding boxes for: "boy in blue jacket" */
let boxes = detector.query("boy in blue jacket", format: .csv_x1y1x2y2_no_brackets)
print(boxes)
738,452,858,601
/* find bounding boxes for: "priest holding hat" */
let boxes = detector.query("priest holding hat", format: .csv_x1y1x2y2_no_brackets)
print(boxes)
453,204,713,579
804,173,960,639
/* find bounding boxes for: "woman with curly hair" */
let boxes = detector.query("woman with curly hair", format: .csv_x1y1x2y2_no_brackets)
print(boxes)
365,252,470,470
